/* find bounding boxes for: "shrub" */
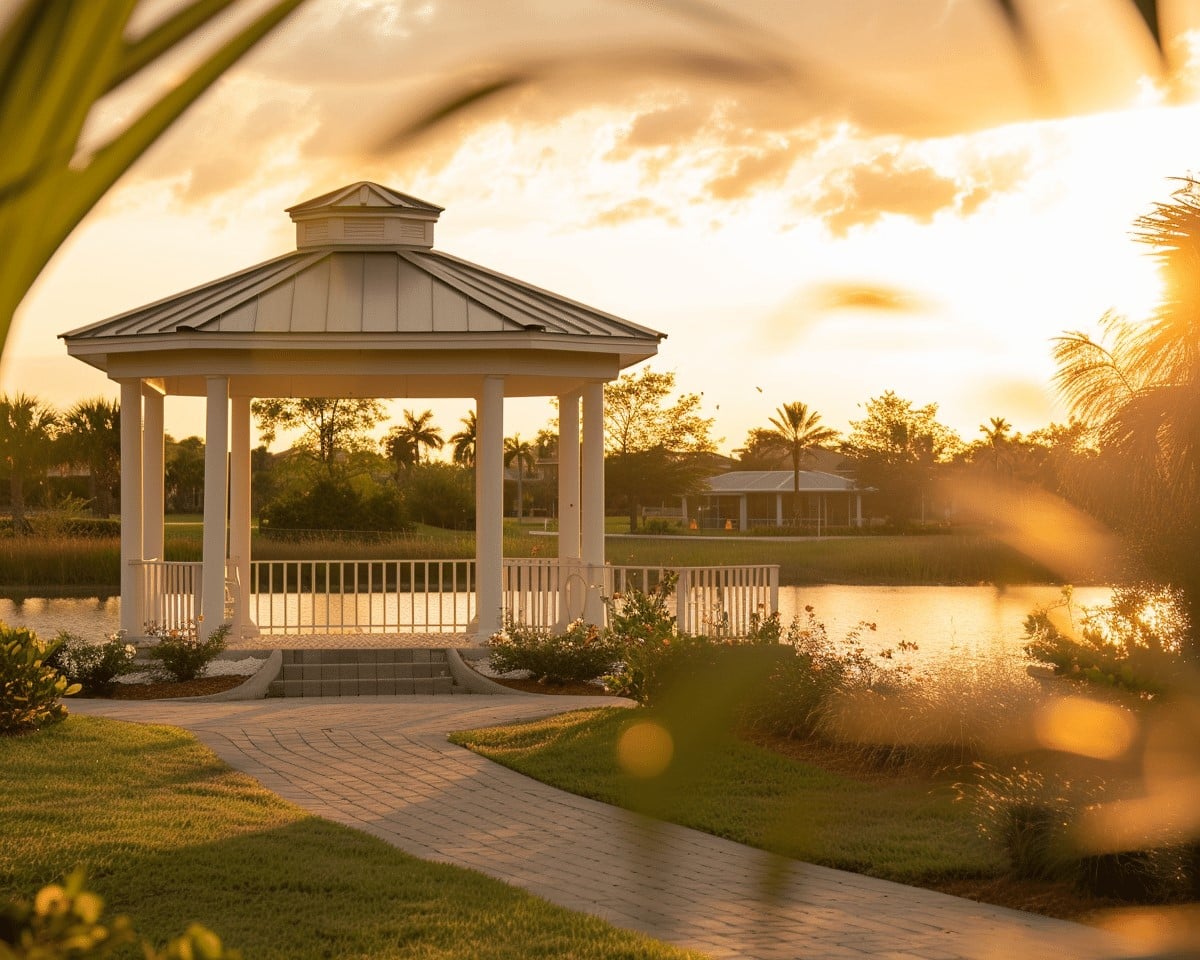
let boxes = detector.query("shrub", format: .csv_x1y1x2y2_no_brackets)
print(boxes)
955,763,1092,881
402,462,475,529
601,579,789,709
260,477,413,536
144,620,229,683
44,631,136,694
0,624,78,735
0,868,241,959
955,761,1191,900
741,606,897,741
601,575,680,705
1024,583,1188,696
639,518,681,536
487,618,621,684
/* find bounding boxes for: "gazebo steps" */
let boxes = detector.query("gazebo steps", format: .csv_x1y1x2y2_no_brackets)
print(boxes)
266,648,460,697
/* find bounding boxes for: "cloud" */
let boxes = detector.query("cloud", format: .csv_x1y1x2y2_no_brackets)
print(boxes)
807,282,929,313
590,198,679,227
705,144,797,200
809,148,1031,235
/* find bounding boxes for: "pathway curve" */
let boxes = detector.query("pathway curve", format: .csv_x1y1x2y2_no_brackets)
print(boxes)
71,696,1130,960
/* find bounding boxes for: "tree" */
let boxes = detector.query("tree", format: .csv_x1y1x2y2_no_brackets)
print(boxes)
385,409,444,473
449,410,477,466
1052,178,1200,632
604,368,716,532
504,434,537,520
252,398,385,477
971,416,1015,478
757,401,839,525
164,435,205,513
60,397,120,518
841,391,961,527
0,393,59,532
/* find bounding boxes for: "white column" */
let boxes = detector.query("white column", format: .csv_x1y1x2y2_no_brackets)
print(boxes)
739,495,748,532
119,381,144,636
557,390,581,561
475,376,505,638
580,381,605,623
776,493,783,527
201,376,229,638
141,386,164,561
855,493,863,528
228,396,254,637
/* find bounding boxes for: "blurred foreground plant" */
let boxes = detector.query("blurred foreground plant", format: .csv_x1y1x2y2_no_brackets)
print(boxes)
0,868,240,959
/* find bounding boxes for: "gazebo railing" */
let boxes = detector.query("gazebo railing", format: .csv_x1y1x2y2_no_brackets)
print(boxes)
136,558,779,637
247,559,476,635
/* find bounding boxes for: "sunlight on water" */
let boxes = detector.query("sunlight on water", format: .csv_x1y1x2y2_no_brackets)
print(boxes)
0,585,1111,659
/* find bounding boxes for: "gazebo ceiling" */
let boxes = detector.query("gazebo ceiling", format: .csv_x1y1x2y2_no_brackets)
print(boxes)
61,182,664,398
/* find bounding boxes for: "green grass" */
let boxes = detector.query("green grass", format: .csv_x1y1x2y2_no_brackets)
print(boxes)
0,527,1064,593
450,708,1004,885
0,715,702,959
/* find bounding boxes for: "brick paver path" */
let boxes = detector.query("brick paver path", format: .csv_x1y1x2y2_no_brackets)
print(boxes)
71,696,1130,960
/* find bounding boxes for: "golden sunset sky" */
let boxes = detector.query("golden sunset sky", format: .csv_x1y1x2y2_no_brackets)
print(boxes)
8,0,1200,453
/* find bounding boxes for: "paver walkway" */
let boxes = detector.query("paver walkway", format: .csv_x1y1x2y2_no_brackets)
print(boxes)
71,696,1132,960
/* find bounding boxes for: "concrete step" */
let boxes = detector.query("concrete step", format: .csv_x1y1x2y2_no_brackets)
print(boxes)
266,648,462,697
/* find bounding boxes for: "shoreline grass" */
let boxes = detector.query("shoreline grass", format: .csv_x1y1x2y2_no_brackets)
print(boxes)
0,528,1069,597
0,715,701,960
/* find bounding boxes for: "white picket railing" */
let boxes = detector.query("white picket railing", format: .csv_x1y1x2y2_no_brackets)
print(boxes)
135,558,780,637
502,559,779,636
247,559,476,634
135,560,201,631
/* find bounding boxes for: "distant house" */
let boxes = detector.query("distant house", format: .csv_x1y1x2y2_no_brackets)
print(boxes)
684,469,867,531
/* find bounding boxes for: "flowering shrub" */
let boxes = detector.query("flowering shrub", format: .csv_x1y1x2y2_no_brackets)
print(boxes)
145,619,230,683
0,624,78,735
1024,584,1188,696
487,618,621,684
44,631,137,693
0,868,241,959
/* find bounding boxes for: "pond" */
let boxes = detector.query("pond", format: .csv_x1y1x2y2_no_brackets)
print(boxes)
0,585,1110,661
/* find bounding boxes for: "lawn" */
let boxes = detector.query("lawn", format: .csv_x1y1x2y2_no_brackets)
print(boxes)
449,707,1004,886
0,715,703,960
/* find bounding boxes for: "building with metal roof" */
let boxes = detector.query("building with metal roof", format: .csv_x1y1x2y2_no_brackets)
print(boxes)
61,182,664,639
685,469,865,531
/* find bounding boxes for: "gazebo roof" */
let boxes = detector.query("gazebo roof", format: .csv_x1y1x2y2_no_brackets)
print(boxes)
704,470,859,494
61,182,664,399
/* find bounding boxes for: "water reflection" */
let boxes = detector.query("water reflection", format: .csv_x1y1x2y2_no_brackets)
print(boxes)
0,585,1111,658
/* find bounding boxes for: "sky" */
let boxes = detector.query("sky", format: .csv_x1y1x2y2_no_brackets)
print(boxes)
8,0,1200,456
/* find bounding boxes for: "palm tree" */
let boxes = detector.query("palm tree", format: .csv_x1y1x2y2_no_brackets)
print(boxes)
60,398,121,518
761,401,839,526
504,434,537,520
0,394,59,533
449,410,477,466
976,416,1014,477
1053,179,1200,633
385,409,444,473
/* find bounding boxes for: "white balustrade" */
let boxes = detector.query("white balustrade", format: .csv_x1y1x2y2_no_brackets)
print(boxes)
136,557,780,637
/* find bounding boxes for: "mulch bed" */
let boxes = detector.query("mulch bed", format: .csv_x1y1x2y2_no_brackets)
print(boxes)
484,676,613,697
79,675,249,700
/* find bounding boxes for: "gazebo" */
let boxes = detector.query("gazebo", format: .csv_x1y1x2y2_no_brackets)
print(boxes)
61,182,664,640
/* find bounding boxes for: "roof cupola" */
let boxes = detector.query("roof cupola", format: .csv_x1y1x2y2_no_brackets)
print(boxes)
286,181,443,250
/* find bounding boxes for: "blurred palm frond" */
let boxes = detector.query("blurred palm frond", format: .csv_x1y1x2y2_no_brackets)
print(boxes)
0,0,304,354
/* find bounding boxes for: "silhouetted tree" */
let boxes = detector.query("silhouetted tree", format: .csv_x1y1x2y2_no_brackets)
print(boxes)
0,393,59,532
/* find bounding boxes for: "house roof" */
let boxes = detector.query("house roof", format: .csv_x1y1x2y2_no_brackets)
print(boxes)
60,182,664,399
704,470,859,494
